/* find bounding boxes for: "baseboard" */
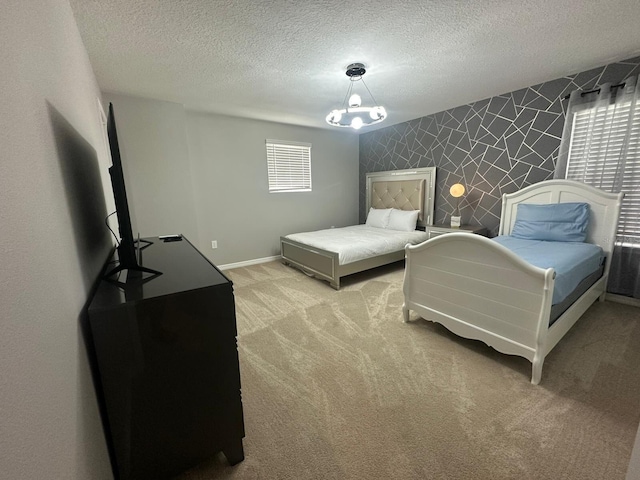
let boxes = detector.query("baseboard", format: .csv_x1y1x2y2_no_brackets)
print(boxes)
607,293,640,308
218,255,281,271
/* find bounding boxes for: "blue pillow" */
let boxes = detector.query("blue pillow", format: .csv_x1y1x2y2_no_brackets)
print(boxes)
511,202,590,242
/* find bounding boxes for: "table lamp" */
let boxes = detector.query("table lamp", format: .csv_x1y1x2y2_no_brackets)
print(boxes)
450,183,465,227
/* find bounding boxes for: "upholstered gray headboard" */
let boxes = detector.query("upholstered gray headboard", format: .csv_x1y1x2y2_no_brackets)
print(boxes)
371,179,426,220
365,167,436,227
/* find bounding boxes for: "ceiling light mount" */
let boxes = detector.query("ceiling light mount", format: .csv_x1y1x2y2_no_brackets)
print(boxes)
326,62,387,130
345,63,366,78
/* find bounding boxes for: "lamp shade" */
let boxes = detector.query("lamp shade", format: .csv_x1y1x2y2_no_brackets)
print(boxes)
450,183,465,198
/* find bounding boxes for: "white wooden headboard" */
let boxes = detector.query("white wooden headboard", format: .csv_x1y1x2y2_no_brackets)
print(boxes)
365,167,436,227
498,179,623,263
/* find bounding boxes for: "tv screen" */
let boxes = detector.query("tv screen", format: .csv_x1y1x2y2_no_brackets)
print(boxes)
104,103,160,280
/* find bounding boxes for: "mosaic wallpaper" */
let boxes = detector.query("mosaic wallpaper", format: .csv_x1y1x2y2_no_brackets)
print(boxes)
359,56,640,235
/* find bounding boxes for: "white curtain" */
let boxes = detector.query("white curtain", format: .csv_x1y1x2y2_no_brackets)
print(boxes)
555,76,640,298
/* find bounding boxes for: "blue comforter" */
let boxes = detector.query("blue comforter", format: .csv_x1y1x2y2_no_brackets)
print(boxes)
492,236,604,305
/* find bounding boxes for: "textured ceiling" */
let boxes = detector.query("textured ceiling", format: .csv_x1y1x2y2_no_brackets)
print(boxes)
69,0,640,132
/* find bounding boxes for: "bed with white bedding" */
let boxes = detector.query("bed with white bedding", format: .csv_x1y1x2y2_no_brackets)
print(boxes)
402,179,623,384
286,225,429,265
281,167,436,289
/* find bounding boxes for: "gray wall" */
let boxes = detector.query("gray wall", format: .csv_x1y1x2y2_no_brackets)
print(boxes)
103,93,200,242
185,112,359,265
104,95,360,265
628,422,640,480
0,0,113,478
360,56,640,235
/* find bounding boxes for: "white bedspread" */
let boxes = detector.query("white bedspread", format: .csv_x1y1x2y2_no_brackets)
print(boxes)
285,225,429,265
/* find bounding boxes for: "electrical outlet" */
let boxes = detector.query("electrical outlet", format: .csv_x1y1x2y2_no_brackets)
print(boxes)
211,240,217,249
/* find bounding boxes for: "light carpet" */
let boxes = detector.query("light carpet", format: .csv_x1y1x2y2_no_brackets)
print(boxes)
178,261,640,480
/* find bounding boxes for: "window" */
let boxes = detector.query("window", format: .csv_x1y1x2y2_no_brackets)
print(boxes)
266,140,312,193
566,101,640,243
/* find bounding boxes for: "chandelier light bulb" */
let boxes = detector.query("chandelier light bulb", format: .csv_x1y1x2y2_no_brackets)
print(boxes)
370,106,385,120
349,94,362,107
351,117,363,130
326,110,342,123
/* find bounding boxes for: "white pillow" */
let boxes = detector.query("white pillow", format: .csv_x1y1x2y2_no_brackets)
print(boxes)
387,209,419,232
365,208,392,228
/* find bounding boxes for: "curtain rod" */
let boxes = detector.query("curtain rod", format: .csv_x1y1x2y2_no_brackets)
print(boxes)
562,82,626,100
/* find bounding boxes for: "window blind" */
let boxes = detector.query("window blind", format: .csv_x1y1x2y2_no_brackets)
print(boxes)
266,140,312,193
567,101,640,242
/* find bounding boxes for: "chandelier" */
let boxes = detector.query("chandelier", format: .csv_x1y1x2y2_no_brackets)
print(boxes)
326,63,387,130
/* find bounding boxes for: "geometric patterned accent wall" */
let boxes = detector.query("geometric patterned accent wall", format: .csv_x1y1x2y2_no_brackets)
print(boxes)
360,56,640,236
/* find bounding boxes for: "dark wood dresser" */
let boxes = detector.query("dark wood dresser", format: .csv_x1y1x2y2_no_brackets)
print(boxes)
88,236,244,479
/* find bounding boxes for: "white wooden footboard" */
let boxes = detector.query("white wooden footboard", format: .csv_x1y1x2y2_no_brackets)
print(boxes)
402,233,555,384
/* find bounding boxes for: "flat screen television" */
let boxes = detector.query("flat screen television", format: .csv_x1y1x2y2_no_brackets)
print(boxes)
104,102,160,280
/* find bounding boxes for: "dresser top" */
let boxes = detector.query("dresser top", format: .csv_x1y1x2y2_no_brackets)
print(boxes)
89,237,230,311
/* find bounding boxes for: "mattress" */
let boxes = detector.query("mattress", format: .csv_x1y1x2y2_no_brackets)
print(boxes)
285,225,429,265
492,236,604,305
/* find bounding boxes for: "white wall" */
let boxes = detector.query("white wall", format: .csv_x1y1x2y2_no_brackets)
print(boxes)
102,94,360,266
0,0,112,478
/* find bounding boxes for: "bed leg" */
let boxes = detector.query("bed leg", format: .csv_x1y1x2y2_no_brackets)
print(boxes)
330,280,340,290
531,354,543,385
599,292,607,302
402,304,410,323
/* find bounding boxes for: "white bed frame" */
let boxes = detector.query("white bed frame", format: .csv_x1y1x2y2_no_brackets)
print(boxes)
402,180,623,384
281,167,436,289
